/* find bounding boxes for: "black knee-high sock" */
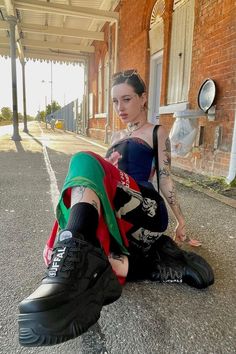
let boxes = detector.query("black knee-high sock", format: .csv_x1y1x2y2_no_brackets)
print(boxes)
65,202,100,247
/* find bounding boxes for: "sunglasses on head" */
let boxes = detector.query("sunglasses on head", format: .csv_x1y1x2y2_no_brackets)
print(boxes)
112,69,139,79
112,69,145,87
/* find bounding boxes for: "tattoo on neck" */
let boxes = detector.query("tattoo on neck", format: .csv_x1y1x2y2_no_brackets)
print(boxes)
129,122,140,128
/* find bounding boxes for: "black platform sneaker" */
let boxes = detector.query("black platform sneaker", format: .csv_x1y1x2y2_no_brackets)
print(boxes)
149,235,214,289
18,230,122,347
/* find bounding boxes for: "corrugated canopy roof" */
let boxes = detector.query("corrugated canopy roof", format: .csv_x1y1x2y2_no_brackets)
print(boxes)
0,0,119,64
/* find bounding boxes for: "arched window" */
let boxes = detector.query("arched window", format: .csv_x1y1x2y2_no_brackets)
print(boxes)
150,0,165,25
149,0,165,55
167,0,195,104
148,0,165,122
98,59,102,113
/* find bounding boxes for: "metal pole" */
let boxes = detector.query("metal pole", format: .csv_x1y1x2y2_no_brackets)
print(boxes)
45,94,48,128
7,15,21,141
21,60,29,133
50,61,53,112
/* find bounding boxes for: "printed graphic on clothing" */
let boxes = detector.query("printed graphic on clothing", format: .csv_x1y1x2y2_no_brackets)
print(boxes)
113,183,162,232
130,227,160,244
142,197,157,217
114,183,141,218
105,149,123,168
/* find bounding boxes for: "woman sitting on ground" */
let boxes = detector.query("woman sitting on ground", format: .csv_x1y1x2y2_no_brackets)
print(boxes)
18,69,214,347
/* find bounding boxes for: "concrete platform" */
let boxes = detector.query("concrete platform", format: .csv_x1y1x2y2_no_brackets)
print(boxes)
0,122,235,354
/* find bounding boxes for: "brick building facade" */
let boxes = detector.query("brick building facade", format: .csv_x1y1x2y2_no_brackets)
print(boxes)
87,0,236,179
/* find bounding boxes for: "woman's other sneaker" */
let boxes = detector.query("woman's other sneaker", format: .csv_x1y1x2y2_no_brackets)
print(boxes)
148,234,214,289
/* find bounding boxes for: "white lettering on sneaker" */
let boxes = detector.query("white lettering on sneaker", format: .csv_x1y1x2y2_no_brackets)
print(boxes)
49,270,57,277
164,279,182,283
49,246,66,277
51,262,60,269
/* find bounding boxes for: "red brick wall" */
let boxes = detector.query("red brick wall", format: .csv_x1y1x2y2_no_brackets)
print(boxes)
111,0,157,130
118,0,152,79
88,118,107,140
88,0,156,137
159,0,235,177
88,0,235,178
181,0,235,177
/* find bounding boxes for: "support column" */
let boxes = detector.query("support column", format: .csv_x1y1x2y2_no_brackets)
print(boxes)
21,60,29,133
84,61,89,136
104,24,112,144
7,15,21,141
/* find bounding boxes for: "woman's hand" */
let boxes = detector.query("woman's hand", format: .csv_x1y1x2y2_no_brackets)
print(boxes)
174,222,187,242
174,223,202,247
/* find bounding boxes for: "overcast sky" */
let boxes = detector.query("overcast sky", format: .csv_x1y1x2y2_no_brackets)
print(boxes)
0,57,85,116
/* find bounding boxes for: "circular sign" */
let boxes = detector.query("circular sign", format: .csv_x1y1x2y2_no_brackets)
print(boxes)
198,79,216,113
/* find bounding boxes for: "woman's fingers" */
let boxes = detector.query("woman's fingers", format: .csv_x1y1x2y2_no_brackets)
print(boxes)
187,238,202,247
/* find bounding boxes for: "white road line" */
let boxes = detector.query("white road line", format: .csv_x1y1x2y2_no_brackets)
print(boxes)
76,135,107,150
38,127,107,213
38,123,60,213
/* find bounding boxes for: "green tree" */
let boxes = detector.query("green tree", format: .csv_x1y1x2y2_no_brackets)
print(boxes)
27,115,35,121
46,101,61,116
18,112,24,122
35,110,45,122
1,107,12,120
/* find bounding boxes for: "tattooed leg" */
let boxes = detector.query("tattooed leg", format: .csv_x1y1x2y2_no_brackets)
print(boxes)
71,186,101,214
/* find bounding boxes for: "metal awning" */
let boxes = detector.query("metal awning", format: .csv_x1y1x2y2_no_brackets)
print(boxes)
0,0,119,64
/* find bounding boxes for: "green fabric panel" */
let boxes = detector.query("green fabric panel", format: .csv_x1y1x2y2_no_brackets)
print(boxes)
56,152,128,254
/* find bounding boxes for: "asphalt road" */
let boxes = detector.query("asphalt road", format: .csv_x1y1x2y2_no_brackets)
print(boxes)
0,122,235,354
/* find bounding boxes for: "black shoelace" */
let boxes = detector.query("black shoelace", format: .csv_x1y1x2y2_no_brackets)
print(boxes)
47,239,83,278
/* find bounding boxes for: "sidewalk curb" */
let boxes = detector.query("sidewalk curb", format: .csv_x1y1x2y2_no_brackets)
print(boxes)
173,175,236,209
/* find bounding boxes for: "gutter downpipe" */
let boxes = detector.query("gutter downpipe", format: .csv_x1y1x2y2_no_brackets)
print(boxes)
104,24,112,144
226,110,236,184
112,19,118,134
114,19,118,73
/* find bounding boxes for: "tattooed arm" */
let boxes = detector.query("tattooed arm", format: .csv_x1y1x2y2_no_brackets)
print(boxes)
155,126,186,242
